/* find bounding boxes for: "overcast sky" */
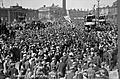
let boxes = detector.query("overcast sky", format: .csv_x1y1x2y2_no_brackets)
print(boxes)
1,0,116,10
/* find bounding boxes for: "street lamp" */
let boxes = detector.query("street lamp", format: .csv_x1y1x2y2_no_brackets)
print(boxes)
97,0,100,19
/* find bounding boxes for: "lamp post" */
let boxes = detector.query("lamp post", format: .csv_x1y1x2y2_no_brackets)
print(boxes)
97,0,100,25
1,0,4,8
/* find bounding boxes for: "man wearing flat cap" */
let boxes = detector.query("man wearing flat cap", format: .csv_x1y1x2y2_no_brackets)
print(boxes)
48,67,58,79
87,63,95,79
65,66,76,79
0,69,6,79
51,57,57,70
8,63,18,79
24,56,30,70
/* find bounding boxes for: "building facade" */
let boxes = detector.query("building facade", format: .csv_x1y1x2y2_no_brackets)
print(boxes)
95,1,117,24
38,5,50,21
38,0,67,21
38,4,65,22
0,5,39,23
68,9,88,23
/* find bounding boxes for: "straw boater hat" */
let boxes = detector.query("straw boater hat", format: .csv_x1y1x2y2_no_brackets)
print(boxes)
69,52,73,56
72,62,77,66
52,57,56,60
44,57,47,60
23,54,27,57
70,66,74,70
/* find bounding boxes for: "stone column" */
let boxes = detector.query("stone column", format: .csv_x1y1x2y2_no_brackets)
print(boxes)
63,0,67,16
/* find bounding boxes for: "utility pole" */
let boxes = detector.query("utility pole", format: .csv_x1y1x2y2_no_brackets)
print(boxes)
97,0,100,25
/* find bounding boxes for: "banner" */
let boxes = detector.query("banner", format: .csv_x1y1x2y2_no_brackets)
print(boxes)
64,16,71,22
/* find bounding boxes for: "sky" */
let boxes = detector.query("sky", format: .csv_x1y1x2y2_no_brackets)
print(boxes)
0,0,117,10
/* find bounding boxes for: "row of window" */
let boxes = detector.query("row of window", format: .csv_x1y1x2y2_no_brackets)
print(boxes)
0,16,36,22
0,17,8,21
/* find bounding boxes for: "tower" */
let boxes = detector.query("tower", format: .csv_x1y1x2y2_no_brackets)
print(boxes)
63,0,67,16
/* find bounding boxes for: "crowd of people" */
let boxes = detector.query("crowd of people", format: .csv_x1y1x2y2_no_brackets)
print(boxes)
0,19,118,79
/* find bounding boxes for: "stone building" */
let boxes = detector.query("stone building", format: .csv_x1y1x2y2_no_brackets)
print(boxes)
0,4,39,23
68,9,88,23
95,1,117,24
38,4,65,21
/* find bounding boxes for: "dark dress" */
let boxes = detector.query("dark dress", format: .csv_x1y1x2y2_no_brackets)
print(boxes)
0,72,6,79
9,67,18,79
57,62,66,77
